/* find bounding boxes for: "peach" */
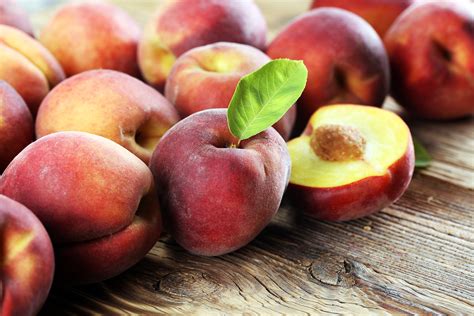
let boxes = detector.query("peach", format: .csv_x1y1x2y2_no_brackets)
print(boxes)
0,132,161,284
36,69,180,164
0,25,65,115
39,1,141,77
310,0,414,37
0,0,34,36
0,81,34,173
138,0,267,90
0,194,54,316
287,105,414,221
149,109,290,256
267,8,390,131
165,42,296,140
384,0,474,120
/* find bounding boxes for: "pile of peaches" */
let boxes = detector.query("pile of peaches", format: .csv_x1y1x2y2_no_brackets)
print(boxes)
0,0,472,314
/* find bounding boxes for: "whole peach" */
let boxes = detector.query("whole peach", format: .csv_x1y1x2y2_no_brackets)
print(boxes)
165,42,296,140
0,81,34,172
150,109,291,256
310,0,414,37
36,69,180,164
0,0,34,36
40,1,141,77
138,0,267,90
385,0,474,120
267,8,390,131
0,132,161,284
0,194,54,316
0,25,65,115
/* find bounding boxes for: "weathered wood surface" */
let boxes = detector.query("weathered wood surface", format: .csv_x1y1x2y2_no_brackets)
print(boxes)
21,0,474,314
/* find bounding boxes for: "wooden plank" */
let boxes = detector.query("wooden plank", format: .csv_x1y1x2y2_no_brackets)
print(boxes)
17,0,474,314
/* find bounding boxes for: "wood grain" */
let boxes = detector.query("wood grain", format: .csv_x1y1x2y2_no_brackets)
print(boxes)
18,0,474,314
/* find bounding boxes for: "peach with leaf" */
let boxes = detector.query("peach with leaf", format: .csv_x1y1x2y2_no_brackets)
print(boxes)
150,59,307,256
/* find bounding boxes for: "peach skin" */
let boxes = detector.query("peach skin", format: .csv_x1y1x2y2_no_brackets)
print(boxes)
39,1,141,77
0,25,65,115
165,42,296,140
0,131,162,284
267,8,390,131
0,0,34,36
150,109,291,256
310,0,414,37
36,69,180,164
385,0,474,120
138,0,267,90
0,194,54,316
0,81,34,173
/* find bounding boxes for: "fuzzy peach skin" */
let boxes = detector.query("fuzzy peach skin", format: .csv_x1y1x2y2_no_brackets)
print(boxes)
0,194,54,316
39,1,141,77
138,0,267,91
150,109,290,256
287,105,415,221
0,25,65,115
310,0,415,37
0,81,34,172
36,69,180,164
165,42,296,140
0,132,162,284
384,0,474,120
267,8,390,131
0,0,34,36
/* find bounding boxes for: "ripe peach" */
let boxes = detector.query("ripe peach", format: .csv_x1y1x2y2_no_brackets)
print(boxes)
0,25,65,115
36,69,180,164
39,2,141,77
165,42,296,140
0,194,54,316
0,0,34,36
267,8,390,131
149,109,291,256
0,132,161,284
138,0,267,90
287,105,414,221
310,0,414,37
0,81,34,172
384,0,474,120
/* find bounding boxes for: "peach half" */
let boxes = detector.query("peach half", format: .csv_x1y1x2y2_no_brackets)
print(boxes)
287,105,414,221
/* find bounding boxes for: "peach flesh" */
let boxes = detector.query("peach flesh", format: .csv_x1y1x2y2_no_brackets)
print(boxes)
287,105,415,221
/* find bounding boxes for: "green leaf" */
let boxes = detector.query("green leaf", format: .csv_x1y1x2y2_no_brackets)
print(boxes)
413,137,432,168
227,59,308,142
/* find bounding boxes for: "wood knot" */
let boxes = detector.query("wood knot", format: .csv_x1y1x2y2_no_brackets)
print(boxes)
156,270,220,297
309,253,356,288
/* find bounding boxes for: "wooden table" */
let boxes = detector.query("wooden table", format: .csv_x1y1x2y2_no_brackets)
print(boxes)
24,1,474,314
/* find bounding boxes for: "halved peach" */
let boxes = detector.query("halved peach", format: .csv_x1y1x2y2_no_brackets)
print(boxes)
287,105,415,221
